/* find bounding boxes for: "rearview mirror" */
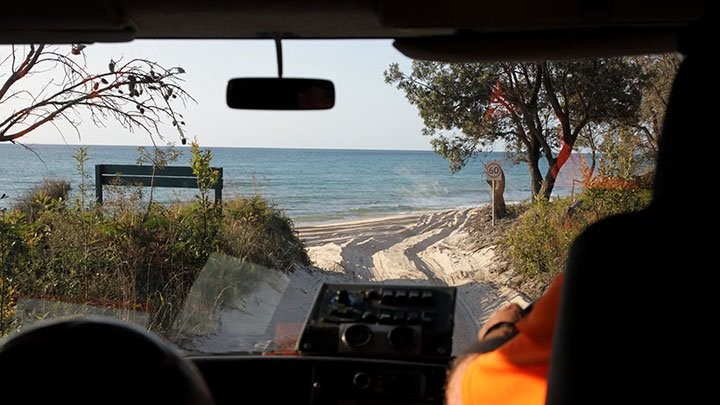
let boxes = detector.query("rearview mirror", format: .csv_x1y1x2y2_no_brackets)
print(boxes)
226,78,335,110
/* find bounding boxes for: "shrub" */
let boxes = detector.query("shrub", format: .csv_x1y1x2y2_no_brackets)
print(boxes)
581,182,652,221
505,198,578,279
1,194,311,337
12,178,71,220
1,211,34,335
222,196,311,271
505,185,652,282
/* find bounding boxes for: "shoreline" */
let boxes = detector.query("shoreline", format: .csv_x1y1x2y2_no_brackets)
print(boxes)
293,200,533,228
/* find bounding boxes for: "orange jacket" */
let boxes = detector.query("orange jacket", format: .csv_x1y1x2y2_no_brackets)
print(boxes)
461,274,564,405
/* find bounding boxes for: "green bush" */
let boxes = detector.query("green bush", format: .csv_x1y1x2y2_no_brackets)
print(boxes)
582,187,652,220
505,186,652,281
1,211,35,334
222,196,311,271
0,194,311,337
504,198,577,279
12,178,71,220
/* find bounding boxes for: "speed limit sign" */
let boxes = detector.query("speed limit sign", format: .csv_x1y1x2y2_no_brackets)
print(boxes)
485,160,502,181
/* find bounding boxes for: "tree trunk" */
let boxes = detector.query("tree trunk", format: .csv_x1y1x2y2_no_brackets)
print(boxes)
486,168,508,218
539,142,573,200
528,160,543,199
539,171,555,200
527,141,543,199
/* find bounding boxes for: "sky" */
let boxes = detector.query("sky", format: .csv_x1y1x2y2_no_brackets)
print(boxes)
2,40,433,150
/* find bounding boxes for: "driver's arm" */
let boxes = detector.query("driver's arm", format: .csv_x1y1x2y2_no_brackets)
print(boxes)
446,303,523,405
445,274,564,405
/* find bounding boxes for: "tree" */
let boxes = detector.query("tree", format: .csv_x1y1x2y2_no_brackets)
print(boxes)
0,44,192,144
384,59,643,200
579,54,680,183
632,53,681,165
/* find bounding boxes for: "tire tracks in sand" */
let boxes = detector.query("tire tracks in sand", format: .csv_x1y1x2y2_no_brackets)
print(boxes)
297,208,528,355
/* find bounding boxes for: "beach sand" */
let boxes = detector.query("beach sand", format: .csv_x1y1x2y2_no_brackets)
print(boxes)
188,207,528,355
295,207,528,354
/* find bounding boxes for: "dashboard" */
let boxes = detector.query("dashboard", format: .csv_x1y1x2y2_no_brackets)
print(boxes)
190,283,456,404
191,355,448,404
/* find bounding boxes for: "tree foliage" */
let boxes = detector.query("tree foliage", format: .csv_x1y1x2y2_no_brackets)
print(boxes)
0,44,192,144
578,54,679,181
631,53,681,163
384,59,644,200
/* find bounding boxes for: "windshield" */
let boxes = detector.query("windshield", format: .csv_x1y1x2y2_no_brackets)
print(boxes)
0,40,673,354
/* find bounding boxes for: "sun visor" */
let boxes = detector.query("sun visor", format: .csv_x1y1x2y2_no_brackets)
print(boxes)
393,28,680,62
1,2,134,44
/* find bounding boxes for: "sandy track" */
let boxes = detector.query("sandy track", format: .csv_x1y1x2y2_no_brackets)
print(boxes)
186,208,527,354
297,208,528,355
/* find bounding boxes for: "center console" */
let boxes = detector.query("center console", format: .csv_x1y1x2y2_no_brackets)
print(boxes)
191,283,457,404
298,284,457,361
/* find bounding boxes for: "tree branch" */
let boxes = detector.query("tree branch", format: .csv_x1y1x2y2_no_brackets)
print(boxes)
0,44,44,102
1,45,192,144
542,62,573,146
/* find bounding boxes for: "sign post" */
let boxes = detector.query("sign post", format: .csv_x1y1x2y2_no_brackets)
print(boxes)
491,180,495,227
485,160,502,227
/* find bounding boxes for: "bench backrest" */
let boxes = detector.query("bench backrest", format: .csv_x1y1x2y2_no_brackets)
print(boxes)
95,164,223,204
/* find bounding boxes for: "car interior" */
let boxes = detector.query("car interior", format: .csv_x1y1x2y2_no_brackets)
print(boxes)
1,1,714,404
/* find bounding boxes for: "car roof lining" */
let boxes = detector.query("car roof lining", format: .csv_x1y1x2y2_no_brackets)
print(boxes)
0,1,705,60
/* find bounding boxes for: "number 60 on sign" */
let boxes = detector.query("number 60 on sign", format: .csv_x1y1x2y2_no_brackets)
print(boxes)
485,160,502,181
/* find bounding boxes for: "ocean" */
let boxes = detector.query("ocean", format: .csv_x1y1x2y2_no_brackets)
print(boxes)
0,144,584,224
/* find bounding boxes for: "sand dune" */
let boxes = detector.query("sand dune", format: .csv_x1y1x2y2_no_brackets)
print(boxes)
297,208,528,354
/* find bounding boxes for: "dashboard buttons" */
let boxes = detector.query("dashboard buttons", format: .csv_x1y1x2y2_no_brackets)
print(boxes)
361,310,377,322
421,290,434,305
407,311,420,324
378,311,393,324
335,290,350,306
408,290,421,304
381,289,395,304
365,289,380,300
299,283,456,359
421,311,434,324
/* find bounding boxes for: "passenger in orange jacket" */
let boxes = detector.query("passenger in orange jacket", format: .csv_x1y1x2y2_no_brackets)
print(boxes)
446,274,564,405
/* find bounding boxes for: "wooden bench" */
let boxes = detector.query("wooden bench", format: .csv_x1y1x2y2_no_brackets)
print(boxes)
95,164,223,204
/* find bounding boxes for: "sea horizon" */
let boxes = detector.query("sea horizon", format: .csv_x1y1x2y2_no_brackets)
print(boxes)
0,144,585,223
18,143,438,153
